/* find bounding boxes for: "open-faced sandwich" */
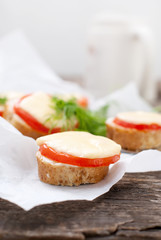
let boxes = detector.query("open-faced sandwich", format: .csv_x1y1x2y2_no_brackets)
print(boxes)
3,92,88,139
106,111,161,151
4,92,77,139
36,131,121,186
3,92,108,139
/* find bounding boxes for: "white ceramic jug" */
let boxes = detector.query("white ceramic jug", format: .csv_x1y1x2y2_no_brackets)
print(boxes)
85,15,155,100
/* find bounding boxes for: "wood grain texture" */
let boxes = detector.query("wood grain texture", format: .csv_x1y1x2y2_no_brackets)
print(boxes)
1,171,161,239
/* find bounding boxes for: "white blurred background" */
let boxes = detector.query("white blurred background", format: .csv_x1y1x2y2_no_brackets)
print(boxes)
0,0,161,101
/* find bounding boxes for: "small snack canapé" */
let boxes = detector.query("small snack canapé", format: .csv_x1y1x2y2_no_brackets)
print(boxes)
4,92,58,139
3,92,87,139
106,111,161,151
36,131,121,186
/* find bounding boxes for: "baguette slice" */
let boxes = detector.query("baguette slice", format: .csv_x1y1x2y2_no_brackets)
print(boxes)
3,92,80,139
37,152,109,186
36,131,121,186
107,117,161,151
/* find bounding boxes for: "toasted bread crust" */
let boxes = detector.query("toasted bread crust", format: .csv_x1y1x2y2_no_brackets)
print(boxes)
3,101,46,139
107,121,161,151
37,153,109,186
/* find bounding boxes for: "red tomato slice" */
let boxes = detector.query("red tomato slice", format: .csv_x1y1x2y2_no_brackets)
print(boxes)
77,97,88,108
0,111,3,117
14,95,61,134
113,117,161,131
39,143,120,167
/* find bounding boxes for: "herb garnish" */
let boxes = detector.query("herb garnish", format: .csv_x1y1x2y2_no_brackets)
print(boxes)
0,97,7,105
47,97,109,136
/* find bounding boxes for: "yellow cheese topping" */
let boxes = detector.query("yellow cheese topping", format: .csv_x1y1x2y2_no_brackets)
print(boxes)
116,111,161,125
36,131,121,159
19,92,64,128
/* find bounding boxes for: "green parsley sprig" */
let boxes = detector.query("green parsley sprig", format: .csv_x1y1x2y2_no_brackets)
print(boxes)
47,97,110,136
0,97,7,105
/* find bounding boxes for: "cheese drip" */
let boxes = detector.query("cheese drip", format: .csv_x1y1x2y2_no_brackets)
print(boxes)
36,131,121,159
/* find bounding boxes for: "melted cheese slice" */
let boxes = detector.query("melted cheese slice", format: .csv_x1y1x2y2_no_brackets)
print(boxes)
36,131,121,159
116,111,161,125
19,92,64,128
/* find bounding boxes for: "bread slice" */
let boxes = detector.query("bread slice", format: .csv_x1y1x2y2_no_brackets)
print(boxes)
36,151,109,186
107,119,161,151
3,100,46,139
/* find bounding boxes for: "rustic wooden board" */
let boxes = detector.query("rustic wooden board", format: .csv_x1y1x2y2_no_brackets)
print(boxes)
1,171,161,240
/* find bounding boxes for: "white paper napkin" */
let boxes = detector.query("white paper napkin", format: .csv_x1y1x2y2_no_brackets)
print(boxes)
92,82,152,117
126,150,161,172
0,117,161,211
0,117,129,210
0,31,161,211
0,30,91,97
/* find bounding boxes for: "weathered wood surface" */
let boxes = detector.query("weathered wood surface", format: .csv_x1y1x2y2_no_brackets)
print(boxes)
1,171,161,240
